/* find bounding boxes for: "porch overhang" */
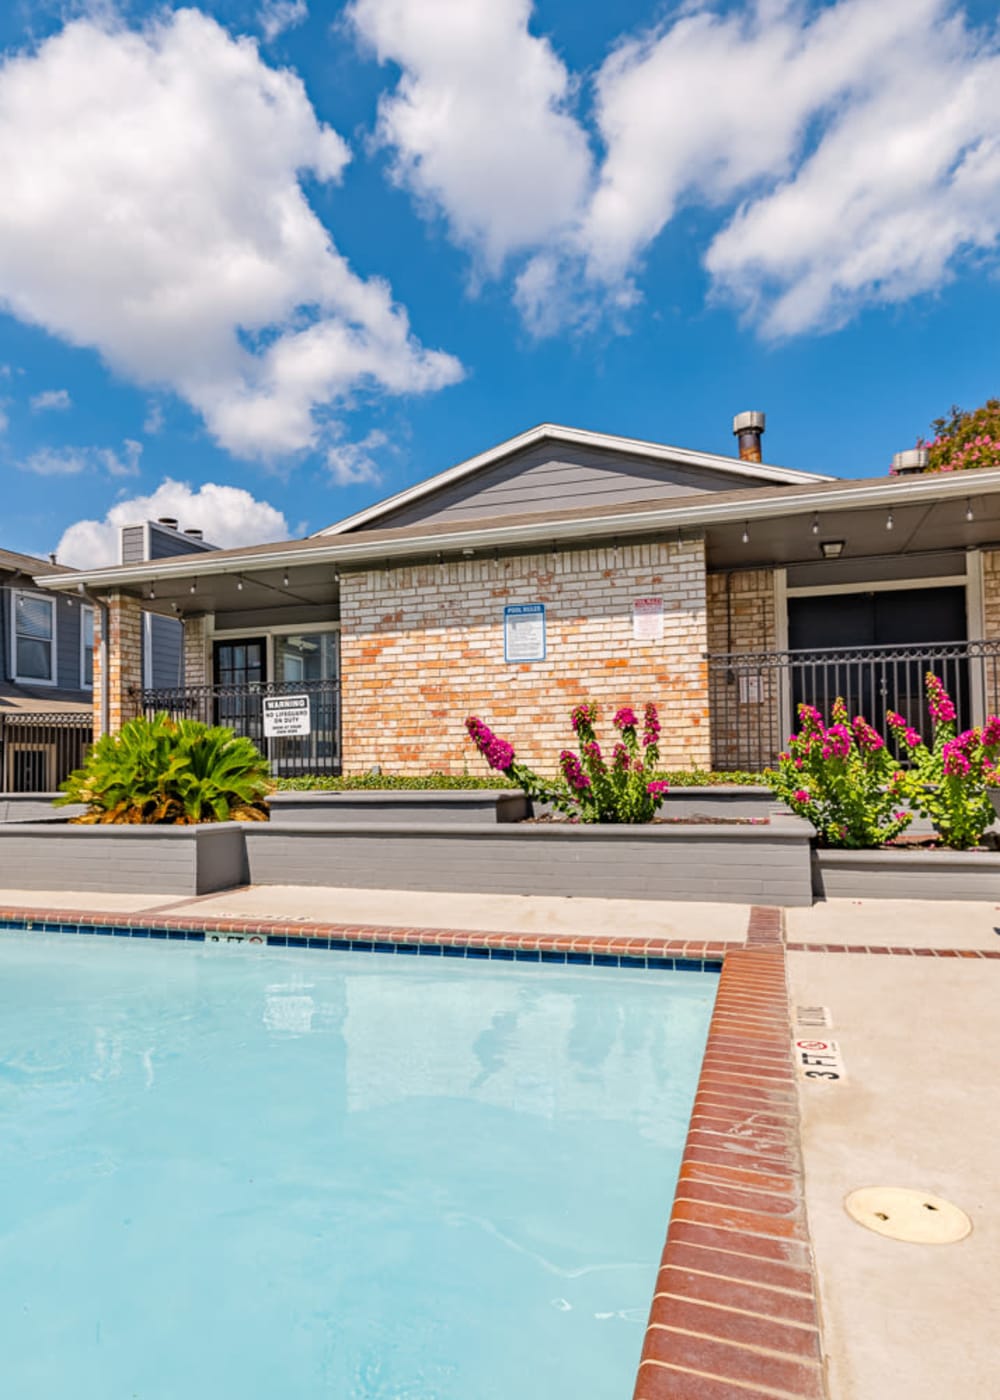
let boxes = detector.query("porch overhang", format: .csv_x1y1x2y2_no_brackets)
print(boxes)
33,465,1000,606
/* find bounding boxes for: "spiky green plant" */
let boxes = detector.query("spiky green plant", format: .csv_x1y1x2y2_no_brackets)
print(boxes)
56,713,271,824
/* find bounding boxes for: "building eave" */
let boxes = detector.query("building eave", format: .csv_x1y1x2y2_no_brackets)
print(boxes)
33,467,1000,594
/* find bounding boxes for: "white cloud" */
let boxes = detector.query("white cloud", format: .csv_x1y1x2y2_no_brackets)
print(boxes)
348,0,593,270
0,9,462,461
20,446,90,476
30,387,72,411
325,428,387,485
357,0,1000,338
259,0,308,42
19,438,141,478
143,401,164,435
56,479,291,567
98,438,142,478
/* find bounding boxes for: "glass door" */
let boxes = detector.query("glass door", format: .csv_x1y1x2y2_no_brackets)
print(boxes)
213,638,267,743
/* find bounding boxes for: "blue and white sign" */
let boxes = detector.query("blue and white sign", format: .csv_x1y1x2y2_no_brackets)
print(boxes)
504,603,546,663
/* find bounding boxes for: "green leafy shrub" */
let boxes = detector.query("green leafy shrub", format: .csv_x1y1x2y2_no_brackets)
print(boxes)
273,772,518,791
465,702,669,823
888,674,1000,849
57,713,271,824
770,698,911,848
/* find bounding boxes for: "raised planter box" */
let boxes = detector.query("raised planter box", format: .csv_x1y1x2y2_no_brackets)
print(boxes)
0,793,85,823
813,846,1000,901
0,822,247,895
268,790,530,825
661,786,777,820
243,813,815,906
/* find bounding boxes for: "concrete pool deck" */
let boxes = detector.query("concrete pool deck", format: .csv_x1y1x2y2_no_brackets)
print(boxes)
1,886,997,1397
0,884,751,941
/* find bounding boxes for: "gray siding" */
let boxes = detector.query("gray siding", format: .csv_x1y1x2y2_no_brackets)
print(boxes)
1,576,88,696
120,525,146,564
354,442,770,531
147,614,183,688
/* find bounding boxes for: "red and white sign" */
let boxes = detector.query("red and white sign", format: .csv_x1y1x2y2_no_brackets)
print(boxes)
632,597,664,641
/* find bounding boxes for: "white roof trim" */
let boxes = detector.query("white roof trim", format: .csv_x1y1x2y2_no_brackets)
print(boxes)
34,466,1000,592
313,422,835,536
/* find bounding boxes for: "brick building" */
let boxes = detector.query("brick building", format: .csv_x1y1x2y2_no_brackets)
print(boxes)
34,419,1000,776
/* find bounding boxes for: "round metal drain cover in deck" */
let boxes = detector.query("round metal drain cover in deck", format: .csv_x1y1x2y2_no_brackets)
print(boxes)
845,1187,972,1244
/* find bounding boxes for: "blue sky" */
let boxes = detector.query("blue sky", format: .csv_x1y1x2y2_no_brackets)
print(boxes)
1,0,999,563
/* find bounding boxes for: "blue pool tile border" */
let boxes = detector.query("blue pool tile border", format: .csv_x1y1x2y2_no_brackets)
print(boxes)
0,916,724,973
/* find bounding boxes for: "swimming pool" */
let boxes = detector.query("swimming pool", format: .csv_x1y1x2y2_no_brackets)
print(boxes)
0,933,716,1399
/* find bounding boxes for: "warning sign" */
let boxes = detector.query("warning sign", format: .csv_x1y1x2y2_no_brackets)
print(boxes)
262,694,311,737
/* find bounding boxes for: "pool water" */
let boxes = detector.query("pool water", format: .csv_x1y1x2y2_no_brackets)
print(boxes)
0,934,716,1400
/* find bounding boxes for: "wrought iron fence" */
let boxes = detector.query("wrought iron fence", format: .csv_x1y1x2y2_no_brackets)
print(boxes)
0,711,93,791
708,638,1000,772
142,679,341,777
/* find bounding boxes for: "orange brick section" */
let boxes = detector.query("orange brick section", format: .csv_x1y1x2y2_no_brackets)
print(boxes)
632,923,827,1400
94,591,144,735
339,539,710,774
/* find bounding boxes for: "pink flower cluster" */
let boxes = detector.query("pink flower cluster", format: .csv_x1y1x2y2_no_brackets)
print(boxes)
571,702,597,735
559,749,592,791
926,673,956,724
613,706,638,730
942,730,978,777
642,703,661,749
887,711,923,748
465,716,515,773
646,780,670,798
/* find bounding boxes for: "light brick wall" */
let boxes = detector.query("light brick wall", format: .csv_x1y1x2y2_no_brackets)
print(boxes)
339,539,710,775
96,592,144,733
182,615,210,688
706,569,780,771
980,551,1000,704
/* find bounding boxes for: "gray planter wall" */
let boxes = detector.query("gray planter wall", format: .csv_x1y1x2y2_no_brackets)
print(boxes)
813,847,1000,901
0,794,85,823
268,791,530,825
244,813,815,906
0,823,247,895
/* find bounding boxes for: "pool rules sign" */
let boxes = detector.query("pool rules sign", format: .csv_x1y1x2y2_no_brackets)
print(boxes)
262,694,311,737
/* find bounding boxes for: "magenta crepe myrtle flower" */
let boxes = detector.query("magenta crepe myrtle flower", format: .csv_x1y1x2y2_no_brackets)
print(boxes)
613,706,638,730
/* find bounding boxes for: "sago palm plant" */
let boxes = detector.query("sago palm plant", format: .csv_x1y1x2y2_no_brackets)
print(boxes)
57,713,271,823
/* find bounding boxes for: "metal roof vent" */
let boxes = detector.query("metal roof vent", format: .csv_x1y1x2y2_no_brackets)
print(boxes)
733,410,766,463
157,516,179,530
891,448,929,476
184,528,203,539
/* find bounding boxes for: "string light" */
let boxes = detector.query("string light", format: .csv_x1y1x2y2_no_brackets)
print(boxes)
741,522,750,545
190,578,197,594
966,500,974,523
282,571,289,587
811,514,820,535
236,576,244,591
148,582,156,600
885,511,894,532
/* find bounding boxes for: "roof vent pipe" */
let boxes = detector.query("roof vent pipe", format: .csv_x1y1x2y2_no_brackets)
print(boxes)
733,411,766,464
157,516,179,530
184,528,203,539
891,448,929,476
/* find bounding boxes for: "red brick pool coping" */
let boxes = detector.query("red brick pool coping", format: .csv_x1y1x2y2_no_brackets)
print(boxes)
0,903,730,959
632,909,827,1400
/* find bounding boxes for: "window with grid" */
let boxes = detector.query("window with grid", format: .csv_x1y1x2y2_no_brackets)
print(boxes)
13,591,55,683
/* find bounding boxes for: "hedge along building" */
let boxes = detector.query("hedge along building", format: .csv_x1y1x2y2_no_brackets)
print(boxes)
33,420,1000,777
